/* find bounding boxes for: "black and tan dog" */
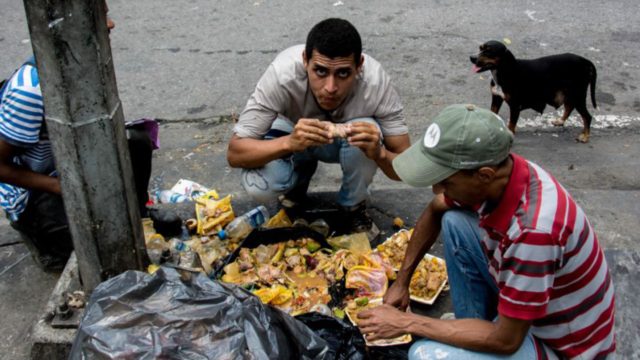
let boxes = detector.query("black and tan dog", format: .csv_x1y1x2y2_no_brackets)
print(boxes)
470,40,597,142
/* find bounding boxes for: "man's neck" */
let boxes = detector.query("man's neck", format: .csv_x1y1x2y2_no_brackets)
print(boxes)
485,156,514,209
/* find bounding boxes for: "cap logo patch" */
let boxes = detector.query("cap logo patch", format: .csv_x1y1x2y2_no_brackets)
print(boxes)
423,124,440,148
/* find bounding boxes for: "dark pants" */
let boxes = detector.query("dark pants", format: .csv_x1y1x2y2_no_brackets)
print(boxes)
10,128,153,271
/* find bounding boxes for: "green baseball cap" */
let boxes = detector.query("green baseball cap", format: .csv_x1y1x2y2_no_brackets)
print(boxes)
392,104,513,187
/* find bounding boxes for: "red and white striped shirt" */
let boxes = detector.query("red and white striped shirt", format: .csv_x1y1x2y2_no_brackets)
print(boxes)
478,154,615,359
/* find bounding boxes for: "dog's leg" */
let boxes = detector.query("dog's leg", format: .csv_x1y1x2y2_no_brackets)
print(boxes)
490,80,504,113
575,103,592,143
552,103,574,127
508,106,520,133
491,94,504,114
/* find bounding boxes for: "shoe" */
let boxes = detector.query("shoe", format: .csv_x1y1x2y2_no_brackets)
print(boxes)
345,202,380,241
278,193,314,218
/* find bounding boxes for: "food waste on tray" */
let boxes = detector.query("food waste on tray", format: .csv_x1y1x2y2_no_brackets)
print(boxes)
143,189,448,342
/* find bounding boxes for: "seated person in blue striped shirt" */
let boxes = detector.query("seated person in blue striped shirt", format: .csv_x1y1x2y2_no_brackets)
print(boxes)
0,7,152,272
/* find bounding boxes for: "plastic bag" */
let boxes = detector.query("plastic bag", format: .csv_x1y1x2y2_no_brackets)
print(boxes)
345,265,388,298
69,267,330,359
327,233,371,255
265,208,293,228
295,312,367,360
195,193,235,235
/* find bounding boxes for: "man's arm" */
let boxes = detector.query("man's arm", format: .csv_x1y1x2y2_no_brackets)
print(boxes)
383,193,449,309
347,122,410,180
358,306,531,355
0,139,60,194
227,118,333,168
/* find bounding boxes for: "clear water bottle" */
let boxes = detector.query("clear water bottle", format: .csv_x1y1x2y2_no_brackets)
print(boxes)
156,190,189,204
222,205,270,241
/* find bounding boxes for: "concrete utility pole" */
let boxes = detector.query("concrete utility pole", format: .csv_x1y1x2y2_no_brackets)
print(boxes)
23,0,147,292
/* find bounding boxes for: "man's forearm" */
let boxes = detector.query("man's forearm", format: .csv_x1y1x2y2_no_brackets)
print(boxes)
227,136,292,168
374,147,401,180
0,165,60,194
404,315,523,354
396,200,444,285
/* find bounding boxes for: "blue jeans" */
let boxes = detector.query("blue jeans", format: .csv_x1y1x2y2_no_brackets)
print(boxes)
240,117,379,207
409,210,540,360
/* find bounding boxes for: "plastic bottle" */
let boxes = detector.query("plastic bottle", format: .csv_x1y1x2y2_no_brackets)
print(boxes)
156,190,189,204
222,205,270,241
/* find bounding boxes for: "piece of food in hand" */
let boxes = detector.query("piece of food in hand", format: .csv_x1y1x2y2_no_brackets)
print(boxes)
344,298,412,347
326,122,351,138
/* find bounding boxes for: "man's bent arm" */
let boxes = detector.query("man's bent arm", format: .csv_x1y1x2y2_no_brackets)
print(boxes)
397,193,448,285
360,307,530,355
384,194,449,309
375,134,410,180
227,134,292,168
409,314,530,354
0,140,61,194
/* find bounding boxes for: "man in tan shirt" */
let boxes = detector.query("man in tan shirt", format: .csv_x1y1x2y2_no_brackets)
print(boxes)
227,18,410,234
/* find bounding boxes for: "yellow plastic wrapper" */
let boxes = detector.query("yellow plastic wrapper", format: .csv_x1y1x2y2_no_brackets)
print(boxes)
253,285,293,305
141,218,156,242
147,264,160,274
195,194,235,235
264,209,293,228
327,232,371,255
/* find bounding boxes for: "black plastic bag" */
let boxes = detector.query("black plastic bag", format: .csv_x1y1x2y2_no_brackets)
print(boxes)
70,267,329,359
295,312,367,360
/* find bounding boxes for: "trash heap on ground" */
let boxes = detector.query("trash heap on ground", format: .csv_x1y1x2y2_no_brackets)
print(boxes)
143,179,448,346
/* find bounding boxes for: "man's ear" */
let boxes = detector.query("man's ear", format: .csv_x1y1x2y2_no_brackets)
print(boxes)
357,55,364,70
302,50,308,67
476,167,496,183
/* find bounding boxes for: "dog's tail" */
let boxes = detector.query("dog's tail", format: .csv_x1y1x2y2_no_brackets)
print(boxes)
589,62,598,109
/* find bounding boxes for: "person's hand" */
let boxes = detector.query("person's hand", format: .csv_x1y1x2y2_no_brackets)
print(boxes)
357,304,411,341
287,118,332,152
347,122,383,160
383,279,410,310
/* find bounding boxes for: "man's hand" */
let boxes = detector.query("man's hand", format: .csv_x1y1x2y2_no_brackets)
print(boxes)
347,121,383,160
383,280,410,310
357,304,411,341
287,118,333,152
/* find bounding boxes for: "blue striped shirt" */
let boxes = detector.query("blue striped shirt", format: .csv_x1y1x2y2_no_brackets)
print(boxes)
0,64,55,221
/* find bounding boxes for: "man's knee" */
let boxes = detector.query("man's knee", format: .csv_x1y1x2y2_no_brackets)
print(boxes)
441,210,472,229
241,165,295,204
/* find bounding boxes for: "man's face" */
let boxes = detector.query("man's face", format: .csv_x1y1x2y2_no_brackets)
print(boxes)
432,170,484,207
303,50,362,111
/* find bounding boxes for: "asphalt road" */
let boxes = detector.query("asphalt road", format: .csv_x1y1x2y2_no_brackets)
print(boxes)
1,0,639,358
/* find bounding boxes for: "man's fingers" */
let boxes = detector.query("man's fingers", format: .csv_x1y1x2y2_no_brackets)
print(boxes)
357,309,373,319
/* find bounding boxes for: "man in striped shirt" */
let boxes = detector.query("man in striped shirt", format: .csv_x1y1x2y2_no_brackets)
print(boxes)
0,11,153,271
357,104,615,359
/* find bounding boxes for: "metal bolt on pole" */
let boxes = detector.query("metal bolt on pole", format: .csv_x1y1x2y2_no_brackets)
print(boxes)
22,0,148,292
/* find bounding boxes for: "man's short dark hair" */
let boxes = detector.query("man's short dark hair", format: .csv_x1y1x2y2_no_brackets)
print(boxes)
305,18,362,65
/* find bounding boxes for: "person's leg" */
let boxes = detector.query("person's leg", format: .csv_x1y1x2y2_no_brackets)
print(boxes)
126,127,153,216
408,333,539,360
441,209,499,320
10,190,72,271
335,117,379,208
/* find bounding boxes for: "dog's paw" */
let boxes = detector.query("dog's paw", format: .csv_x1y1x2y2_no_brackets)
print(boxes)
551,118,565,127
577,133,590,143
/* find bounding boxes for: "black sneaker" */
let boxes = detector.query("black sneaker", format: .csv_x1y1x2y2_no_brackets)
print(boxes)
345,202,380,241
278,193,315,218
